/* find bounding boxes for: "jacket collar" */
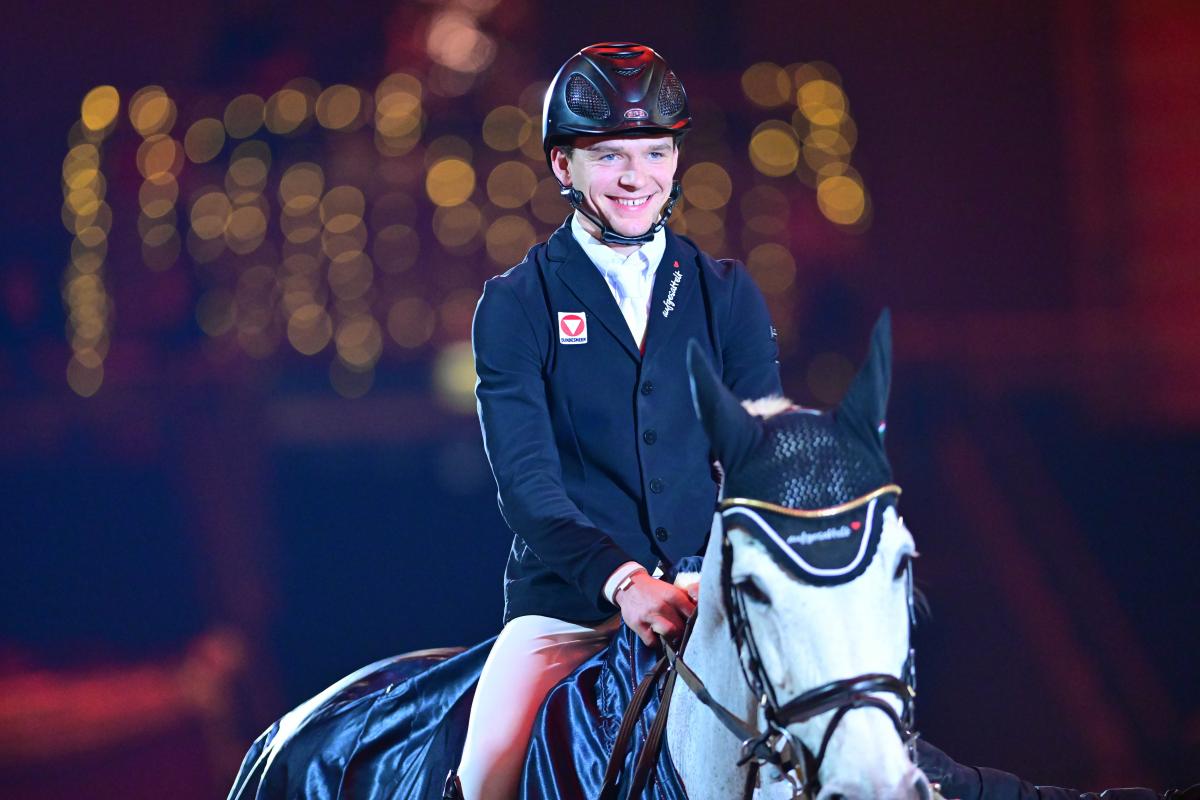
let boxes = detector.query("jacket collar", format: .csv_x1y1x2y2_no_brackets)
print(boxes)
546,219,699,362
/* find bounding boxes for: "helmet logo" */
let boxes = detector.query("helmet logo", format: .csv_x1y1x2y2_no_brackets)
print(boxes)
624,108,649,120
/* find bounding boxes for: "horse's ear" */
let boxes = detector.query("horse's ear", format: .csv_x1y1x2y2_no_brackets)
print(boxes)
838,309,892,447
687,340,763,474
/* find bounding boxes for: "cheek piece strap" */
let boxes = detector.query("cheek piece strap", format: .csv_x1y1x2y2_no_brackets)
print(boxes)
558,180,682,246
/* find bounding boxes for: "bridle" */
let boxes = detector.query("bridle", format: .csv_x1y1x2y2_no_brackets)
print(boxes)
665,484,919,799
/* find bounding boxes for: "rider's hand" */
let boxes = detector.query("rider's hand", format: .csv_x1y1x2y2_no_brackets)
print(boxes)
614,570,696,647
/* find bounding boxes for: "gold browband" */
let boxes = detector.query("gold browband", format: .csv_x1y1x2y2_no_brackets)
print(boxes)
719,484,902,519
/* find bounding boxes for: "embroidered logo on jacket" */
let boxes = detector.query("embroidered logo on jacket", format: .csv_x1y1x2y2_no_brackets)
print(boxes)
558,312,588,345
661,261,682,318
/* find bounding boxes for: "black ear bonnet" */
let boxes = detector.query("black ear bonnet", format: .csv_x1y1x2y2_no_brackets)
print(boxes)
689,311,897,586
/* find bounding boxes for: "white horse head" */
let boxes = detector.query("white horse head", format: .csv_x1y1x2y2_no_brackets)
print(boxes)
670,311,931,800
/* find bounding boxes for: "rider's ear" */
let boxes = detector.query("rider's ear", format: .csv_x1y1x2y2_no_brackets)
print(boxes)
687,340,763,475
837,308,892,449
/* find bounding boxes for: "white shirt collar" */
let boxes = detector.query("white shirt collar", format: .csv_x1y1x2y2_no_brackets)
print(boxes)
569,212,667,277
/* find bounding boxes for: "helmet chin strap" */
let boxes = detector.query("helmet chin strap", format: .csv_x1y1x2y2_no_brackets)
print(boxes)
559,182,682,246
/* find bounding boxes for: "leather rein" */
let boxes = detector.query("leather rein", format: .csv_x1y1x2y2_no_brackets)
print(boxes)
602,485,919,800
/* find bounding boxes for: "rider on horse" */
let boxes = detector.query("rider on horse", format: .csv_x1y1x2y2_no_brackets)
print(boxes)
456,42,783,799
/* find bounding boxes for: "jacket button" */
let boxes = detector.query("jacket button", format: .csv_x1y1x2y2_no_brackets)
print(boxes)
649,478,664,493
643,429,657,445
655,527,669,542
640,380,654,395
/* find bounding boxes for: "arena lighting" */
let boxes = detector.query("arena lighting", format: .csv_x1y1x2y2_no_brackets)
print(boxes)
63,52,865,399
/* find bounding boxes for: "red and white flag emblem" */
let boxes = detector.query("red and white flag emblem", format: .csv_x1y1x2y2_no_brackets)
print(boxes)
558,312,587,345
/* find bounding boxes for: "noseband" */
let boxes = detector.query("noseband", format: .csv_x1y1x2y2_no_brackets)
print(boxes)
669,484,918,799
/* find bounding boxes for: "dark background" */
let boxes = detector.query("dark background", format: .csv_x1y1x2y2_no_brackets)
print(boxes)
2,1,1198,797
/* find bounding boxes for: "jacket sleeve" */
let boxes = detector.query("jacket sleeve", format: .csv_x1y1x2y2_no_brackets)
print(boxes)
918,739,1199,800
720,261,783,400
472,277,634,611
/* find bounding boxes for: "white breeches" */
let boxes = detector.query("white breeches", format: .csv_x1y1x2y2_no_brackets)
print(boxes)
457,613,621,799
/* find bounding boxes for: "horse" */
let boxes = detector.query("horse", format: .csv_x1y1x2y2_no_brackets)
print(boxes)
664,312,929,799
229,310,930,800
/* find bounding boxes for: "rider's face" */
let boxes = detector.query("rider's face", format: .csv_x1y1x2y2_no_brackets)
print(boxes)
550,134,679,246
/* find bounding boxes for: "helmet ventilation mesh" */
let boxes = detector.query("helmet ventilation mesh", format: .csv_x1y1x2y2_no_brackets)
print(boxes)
657,71,685,118
566,74,611,120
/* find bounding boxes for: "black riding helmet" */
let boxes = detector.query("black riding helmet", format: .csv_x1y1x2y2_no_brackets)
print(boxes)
543,43,692,246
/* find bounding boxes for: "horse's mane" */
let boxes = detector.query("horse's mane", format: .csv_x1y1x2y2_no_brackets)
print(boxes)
741,395,795,419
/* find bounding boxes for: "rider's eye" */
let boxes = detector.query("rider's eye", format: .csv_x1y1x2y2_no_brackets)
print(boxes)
893,554,912,581
737,578,771,606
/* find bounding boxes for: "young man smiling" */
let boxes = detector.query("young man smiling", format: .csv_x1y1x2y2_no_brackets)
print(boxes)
453,43,782,799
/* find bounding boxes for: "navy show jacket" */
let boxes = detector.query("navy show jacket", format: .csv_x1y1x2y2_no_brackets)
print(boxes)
472,220,782,625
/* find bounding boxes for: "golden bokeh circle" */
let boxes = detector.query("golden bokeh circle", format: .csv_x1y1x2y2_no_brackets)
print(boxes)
129,87,176,136
746,243,797,295
426,157,476,207
681,162,733,210
335,315,383,369
432,202,483,249
387,297,436,348
741,62,791,108
316,84,363,131
279,162,325,214
319,185,366,228
190,191,233,239
81,86,120,133
286,303,333,355
67,356,104,397
482,105,532,152
485,215,537,265
486,161,538,208
797,79,847,127
816,173,867,225
224,93,265,138
749,121,800,177
374,223,420,273
266,89,310,134
184,118,226,163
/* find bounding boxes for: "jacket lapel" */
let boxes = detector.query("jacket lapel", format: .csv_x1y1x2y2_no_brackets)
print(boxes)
642,231,698,364
547,221,642,361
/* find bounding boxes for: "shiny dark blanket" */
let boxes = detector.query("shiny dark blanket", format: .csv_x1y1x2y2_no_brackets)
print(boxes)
228,624,688,800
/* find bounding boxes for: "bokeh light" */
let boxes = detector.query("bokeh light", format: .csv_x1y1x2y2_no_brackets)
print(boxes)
486,161,538,208
265,88,310,134
681,162,733,210
482,105,532,152
426,157,476,207
373,224,420,273
485,215,537,265
741,62,791,108
746,243,797,295
387,296,436,348
797,79,848,127
129,86,176,136
286,303,334,355
749,121,800,177
426,10,496,74
184,118,226,163
224,93,265,138
316,85,364,131
816,169,868,226
433,340,478,413
432,201,483,251
81,86,120,134
335,314,383,370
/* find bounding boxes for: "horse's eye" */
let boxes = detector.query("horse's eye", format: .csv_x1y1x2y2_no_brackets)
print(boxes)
737,578,771,606
894,554,913,581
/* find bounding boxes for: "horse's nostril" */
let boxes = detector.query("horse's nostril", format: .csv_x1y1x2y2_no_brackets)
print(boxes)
913,774,933,800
